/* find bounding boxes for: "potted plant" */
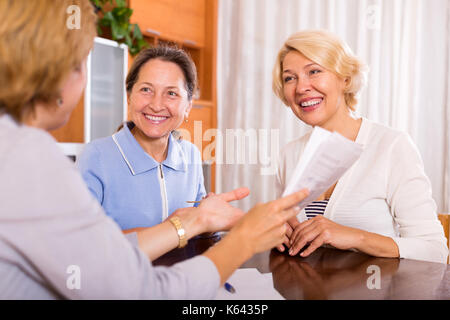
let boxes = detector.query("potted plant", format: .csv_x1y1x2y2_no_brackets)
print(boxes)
91,0,148,55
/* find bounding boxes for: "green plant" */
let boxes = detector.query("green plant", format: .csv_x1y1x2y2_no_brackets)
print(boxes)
91,0,148,55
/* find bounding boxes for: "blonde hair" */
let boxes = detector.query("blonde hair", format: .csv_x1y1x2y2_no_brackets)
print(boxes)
0,0,97,122
272,30,368,110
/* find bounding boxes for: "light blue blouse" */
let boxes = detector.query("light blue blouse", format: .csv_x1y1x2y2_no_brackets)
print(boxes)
77,122,206,230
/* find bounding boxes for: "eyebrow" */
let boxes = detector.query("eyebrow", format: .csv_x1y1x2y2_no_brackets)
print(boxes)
283,63,319,73
138,82,180,90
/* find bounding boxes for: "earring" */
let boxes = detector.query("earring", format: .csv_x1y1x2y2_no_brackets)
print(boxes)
56,98,63,107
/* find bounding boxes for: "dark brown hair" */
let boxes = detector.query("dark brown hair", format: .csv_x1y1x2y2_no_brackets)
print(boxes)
126,46,197,101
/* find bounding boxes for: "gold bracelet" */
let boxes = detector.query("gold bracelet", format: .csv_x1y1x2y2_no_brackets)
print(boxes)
169,216,187,248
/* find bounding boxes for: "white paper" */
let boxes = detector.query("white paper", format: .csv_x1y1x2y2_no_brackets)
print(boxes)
282,127,363,222
215,268,284,300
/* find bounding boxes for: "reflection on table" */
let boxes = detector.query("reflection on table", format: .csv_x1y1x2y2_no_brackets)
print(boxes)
153,233,221,267
153,235,450,300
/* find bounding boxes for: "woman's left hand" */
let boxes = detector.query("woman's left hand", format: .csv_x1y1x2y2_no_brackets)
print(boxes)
288,215,363,257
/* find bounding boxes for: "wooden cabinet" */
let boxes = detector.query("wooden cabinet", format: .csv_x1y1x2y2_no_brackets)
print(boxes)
51,91,85,143
178,102,212,156
129,0,206,47
130,0,218,190
129,0,218,162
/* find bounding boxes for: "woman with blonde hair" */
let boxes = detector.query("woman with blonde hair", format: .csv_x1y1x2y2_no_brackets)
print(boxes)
0,0,308,299
273,30,448,263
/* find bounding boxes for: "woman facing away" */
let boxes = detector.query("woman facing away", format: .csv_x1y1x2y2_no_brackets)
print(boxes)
0,0,308,299
77,46,208,234
272,30,448,263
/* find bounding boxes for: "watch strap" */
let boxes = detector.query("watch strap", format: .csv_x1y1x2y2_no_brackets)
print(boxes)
169,216,187,248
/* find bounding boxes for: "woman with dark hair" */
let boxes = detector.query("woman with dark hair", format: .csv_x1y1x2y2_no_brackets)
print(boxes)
78,46,209,241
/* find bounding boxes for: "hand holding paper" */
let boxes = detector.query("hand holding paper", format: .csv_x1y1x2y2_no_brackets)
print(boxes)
282,127,363,222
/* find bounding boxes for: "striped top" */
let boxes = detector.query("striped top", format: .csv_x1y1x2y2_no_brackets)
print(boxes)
305,199,329,219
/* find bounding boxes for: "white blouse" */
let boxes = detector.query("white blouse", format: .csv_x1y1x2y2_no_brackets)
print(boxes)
276,117,449,264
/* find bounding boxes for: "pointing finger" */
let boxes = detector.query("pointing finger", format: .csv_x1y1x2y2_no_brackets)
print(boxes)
272,189,309,213
218,187,250,202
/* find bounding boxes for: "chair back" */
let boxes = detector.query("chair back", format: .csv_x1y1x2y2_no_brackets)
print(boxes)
438,213,449,264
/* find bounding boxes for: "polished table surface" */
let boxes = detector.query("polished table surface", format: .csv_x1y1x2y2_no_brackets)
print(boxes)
153,235,450,300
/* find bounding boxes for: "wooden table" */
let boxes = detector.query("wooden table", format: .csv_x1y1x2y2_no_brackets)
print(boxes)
153,235,450,300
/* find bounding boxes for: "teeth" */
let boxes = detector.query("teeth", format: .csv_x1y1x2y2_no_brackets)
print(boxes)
145,115,167,121
300,99,322,107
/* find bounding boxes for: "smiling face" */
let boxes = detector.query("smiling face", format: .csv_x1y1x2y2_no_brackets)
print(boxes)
282,50,348,129
128,58,192,140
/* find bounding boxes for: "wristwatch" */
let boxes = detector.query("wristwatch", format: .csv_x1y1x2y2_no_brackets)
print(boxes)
169,216,187,248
